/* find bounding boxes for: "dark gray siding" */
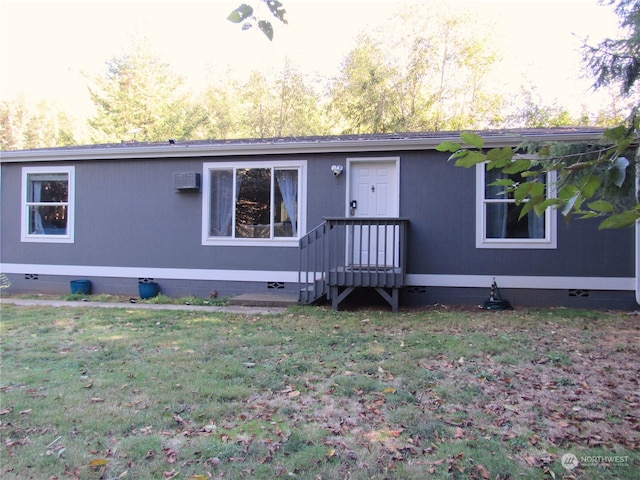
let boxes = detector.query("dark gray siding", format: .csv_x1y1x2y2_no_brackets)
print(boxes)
2,157,302,271
399,150,634,278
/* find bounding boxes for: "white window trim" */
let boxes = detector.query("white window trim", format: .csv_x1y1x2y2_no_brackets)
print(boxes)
21,166,75,243
202,160,306,247
476,163,557,249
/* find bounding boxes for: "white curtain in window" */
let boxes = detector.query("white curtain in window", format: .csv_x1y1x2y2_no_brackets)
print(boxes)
527,177,545,238
275,169,298,236
528,207,545,238
32,180,45,234
210,170,234,236
485,169,507,238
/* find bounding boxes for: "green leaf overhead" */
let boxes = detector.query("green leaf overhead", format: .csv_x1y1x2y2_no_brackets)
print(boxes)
460,131,484,149
579,175,602,199
598,209,640,229
265,0,287,23
502,158,531,174
535,198,563,216
518,195,545,220
227,1,287,41
489,178,517,188
603,124,627,141
436,141,462,152
454,150,487,168
513,180,544,204
485,147,513,167
587,199,615,212
227,4,254,23
258,20,274,40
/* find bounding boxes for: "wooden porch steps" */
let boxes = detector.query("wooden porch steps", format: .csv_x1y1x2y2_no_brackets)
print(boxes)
298,217,409,311
228,293,298,308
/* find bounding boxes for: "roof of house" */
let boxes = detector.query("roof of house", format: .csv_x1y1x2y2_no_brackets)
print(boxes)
0,127,607,163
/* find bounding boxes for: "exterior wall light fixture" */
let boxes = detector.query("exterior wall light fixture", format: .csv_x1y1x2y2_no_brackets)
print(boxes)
331,165,344,176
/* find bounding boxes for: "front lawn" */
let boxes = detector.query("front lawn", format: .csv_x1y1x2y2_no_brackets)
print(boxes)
1,304,638,479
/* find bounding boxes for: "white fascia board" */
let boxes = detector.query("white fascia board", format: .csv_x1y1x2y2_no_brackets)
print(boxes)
0,132,606,163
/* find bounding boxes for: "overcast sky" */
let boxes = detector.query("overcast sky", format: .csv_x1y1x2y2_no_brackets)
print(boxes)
0,0,622,119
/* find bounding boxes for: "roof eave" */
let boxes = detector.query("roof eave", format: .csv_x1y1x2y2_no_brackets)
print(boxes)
0,131,605,163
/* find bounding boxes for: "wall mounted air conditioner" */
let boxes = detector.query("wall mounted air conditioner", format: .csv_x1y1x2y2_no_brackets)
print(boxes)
173,172,201,191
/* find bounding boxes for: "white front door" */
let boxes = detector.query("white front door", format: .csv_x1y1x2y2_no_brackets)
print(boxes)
348,159,399,267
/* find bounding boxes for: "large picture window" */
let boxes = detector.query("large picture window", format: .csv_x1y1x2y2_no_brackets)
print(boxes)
203,161,305,246
476,163,556,249
21,166,75,243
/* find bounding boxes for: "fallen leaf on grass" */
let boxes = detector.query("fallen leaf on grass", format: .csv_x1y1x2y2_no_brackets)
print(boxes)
64,465,81,477
90,398,105,403
189,476,208,480
163,447,178,464
476,464,491,479
172,414,185,425
447,452,464,473
88,458,109,467
163,470,178,479
288,390,301,399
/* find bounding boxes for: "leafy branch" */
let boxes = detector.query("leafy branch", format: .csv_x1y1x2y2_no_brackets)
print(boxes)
227,1,288,41
437,121,640,229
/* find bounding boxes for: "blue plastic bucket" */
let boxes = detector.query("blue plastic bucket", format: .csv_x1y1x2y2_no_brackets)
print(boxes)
138,282,159,299
70,279,92,295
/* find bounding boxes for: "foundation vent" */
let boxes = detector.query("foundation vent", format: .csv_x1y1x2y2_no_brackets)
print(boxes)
406,286,427,294
569,289,590,297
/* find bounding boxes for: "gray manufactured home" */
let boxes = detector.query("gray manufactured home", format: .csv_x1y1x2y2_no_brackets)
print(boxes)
1,129,639,310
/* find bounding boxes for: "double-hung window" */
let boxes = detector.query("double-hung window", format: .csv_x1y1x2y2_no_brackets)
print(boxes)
203,161,305,246
21,166,75,243
476,162,556,249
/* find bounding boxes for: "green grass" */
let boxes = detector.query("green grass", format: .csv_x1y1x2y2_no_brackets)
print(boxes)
1,304,638,479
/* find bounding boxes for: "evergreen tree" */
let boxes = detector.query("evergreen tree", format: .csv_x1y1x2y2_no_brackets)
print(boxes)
88,42,205,143
0,97,77,150
583,0,640,96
